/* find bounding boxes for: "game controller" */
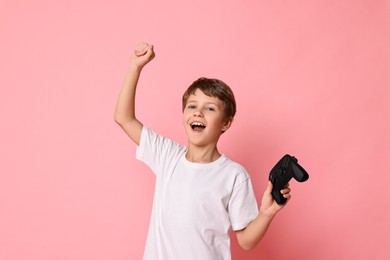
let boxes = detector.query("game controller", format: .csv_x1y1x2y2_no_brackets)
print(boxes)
269,154,309,205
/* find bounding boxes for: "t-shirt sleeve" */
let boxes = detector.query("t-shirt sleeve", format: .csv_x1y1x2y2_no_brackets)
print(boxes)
136,126,184,175
228,175,259,231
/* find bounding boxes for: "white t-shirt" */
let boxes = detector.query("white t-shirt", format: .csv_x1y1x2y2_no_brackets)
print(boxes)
136,126,259,260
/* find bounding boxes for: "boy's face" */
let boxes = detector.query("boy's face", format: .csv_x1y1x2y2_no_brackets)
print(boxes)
183,89,231,147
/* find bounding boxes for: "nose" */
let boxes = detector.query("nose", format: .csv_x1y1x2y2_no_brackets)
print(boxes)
193,108,203,117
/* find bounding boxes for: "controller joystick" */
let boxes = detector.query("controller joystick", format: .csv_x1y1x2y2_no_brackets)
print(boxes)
269,154,309,205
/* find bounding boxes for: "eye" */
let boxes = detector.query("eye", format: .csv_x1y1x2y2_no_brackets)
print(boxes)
207,107,216,111
187,105,196,109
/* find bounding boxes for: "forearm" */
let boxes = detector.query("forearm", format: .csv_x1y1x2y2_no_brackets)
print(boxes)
236,181,291,250
236,211,276,250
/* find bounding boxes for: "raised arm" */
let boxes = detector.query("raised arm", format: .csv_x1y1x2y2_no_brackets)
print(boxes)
114,43,155,145
235,182,291,250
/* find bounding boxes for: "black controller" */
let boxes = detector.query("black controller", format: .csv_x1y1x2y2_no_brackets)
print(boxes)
269,154,309,205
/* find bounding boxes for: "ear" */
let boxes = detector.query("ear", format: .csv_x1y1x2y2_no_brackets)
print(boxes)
221,117,233,132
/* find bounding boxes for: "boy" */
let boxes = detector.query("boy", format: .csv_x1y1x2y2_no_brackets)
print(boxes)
114,42,291,260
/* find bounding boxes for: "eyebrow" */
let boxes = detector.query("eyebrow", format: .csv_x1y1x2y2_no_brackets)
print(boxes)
186,100,219,106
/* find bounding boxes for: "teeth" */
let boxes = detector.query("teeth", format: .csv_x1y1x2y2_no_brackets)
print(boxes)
191,122,205,130
191,122,205,126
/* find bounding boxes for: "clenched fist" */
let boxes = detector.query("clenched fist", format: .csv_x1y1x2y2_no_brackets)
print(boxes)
130,42,155,70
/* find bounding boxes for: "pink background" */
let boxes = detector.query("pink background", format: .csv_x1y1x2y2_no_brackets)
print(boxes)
1,0,389,259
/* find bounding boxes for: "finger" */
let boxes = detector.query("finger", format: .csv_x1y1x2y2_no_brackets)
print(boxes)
134,43,143,56
141,44,155,58
135,42,149,56
264,181,273,195
135,47,147,57
280,187,291,195
145,44,154,57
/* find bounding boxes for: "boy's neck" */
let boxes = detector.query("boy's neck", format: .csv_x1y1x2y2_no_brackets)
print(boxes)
185,145,221,163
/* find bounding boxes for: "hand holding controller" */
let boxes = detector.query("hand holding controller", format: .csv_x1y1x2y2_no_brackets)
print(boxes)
269,154,309,205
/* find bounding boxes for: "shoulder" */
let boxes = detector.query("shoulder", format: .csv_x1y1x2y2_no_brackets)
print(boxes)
221,156,248,173
141,126,183,149
220,156,251,183
137,126,186,164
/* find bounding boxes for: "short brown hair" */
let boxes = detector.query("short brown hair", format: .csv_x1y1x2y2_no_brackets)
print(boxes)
182,77,236,120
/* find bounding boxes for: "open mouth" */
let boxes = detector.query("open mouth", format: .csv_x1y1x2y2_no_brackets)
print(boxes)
191,122,206,131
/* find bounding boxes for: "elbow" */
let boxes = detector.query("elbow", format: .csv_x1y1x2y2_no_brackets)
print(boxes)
114,115,122,126
114,111,136,127
236,232,258,251
238,241,257,251
114,113,126,126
